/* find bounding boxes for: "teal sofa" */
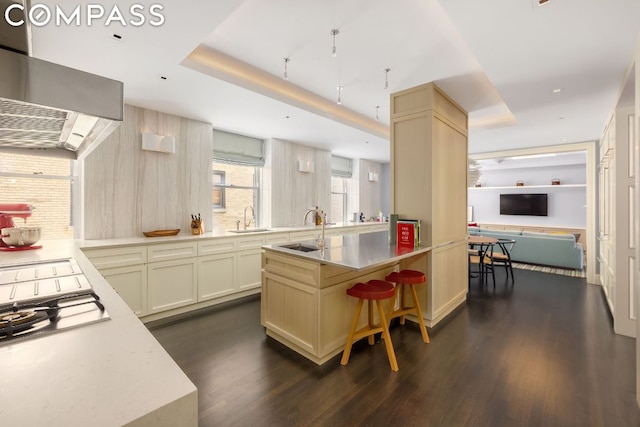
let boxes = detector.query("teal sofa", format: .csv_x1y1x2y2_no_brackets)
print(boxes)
467,227,584,270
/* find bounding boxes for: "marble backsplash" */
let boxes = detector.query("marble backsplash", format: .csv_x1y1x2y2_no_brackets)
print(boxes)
266,138,331,226
82,105,212,239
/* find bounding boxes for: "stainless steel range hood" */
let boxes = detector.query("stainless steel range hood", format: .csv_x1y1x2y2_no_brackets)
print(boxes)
0,1,123,159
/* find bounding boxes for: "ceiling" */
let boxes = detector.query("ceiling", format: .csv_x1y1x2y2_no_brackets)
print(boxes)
27,0,640,163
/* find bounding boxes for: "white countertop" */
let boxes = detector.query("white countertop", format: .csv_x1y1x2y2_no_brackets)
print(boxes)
0,222,389,425
0,240,197,426
78,221,388,250
263,230,434,271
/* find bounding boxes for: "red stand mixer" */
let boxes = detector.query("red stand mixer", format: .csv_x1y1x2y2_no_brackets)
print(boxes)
0,203,40,250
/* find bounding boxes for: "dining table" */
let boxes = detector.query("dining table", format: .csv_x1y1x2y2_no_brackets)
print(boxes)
468,235,499,285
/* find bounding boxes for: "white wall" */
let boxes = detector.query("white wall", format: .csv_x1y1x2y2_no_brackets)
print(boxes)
469,186,586,228
469,163,586,228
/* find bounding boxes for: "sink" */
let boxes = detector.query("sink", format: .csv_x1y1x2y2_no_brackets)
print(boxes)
281,243,320,252
228,228,270,234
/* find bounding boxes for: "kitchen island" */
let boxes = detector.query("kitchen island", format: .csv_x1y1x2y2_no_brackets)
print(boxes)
261,231,467,365
0,240,197,427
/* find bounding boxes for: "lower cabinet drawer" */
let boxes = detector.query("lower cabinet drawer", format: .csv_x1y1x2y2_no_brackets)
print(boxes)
83,246,147,269
289,231,318,243
147,242,197,262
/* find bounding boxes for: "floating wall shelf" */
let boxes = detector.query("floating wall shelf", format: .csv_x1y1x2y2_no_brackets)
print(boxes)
468,184,587,190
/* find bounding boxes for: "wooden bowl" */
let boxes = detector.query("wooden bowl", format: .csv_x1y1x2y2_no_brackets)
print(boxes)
143,229,180,237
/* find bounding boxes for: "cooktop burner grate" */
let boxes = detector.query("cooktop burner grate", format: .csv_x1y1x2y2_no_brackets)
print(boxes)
0,292,109,343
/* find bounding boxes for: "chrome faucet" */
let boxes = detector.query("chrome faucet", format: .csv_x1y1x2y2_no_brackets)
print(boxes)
303,207,326,249
303,208,316,226
243,206,255,230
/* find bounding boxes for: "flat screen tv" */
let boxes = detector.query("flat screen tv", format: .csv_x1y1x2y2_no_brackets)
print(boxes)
500,193,548,216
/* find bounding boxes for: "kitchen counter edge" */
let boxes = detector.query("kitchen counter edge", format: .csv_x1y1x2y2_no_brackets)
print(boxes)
0,240,197,427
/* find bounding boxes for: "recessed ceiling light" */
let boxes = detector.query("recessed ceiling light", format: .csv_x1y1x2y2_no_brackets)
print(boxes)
562,138,568,142
552,88,563,93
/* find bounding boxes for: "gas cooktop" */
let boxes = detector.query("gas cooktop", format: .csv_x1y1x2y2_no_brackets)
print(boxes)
0,259,109,344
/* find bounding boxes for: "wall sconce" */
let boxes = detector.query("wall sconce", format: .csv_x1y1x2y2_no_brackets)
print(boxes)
368,172,378,182
298,159,314,173
142,133,176,153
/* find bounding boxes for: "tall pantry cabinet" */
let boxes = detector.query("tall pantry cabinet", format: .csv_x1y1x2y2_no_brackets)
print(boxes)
599,104,636,338
390,82,469,326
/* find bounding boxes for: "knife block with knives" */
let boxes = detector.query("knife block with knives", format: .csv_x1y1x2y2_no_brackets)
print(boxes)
190,214,203,235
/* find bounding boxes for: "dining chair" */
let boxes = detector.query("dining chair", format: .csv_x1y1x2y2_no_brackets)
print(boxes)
468,242,495,288
492,239,516,283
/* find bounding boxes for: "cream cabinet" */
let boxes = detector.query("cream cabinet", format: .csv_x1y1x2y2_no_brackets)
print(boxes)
198,238,237,256
82,225,381,322
197,239,237,301
147,242,198,314
599,106,636,337
262,249,398,364
83,245,146,269
148,257,197,314
197,252,236,301
83,245,147,317
289,230,319,243
238,249,262,291
148,241,197,262
265,232,290,245
99,264,148,316
237,235,265,291
391,82,468,327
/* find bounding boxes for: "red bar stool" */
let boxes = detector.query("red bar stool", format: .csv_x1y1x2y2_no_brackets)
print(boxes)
385,270,430,344
340,280,398,372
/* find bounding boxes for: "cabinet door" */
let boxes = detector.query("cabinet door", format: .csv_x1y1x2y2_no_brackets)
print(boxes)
237,249,262,291
148,259,197,314
100,264,147,317
197,252,237,301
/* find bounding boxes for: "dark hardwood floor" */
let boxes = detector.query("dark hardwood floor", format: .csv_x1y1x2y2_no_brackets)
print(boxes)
149,269,640,427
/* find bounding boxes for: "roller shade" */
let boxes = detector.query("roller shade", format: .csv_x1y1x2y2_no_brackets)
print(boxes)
213,129,265,166
331,155,352,178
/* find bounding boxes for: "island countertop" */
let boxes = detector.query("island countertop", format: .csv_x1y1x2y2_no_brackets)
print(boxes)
263,230,437,271
0,240,197,426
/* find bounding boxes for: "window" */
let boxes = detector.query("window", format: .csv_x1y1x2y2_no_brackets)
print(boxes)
0,152,74,239
212,162,260,229
330,156,353,224
212,170,226,209
330,176,347,224
212,129,265,230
